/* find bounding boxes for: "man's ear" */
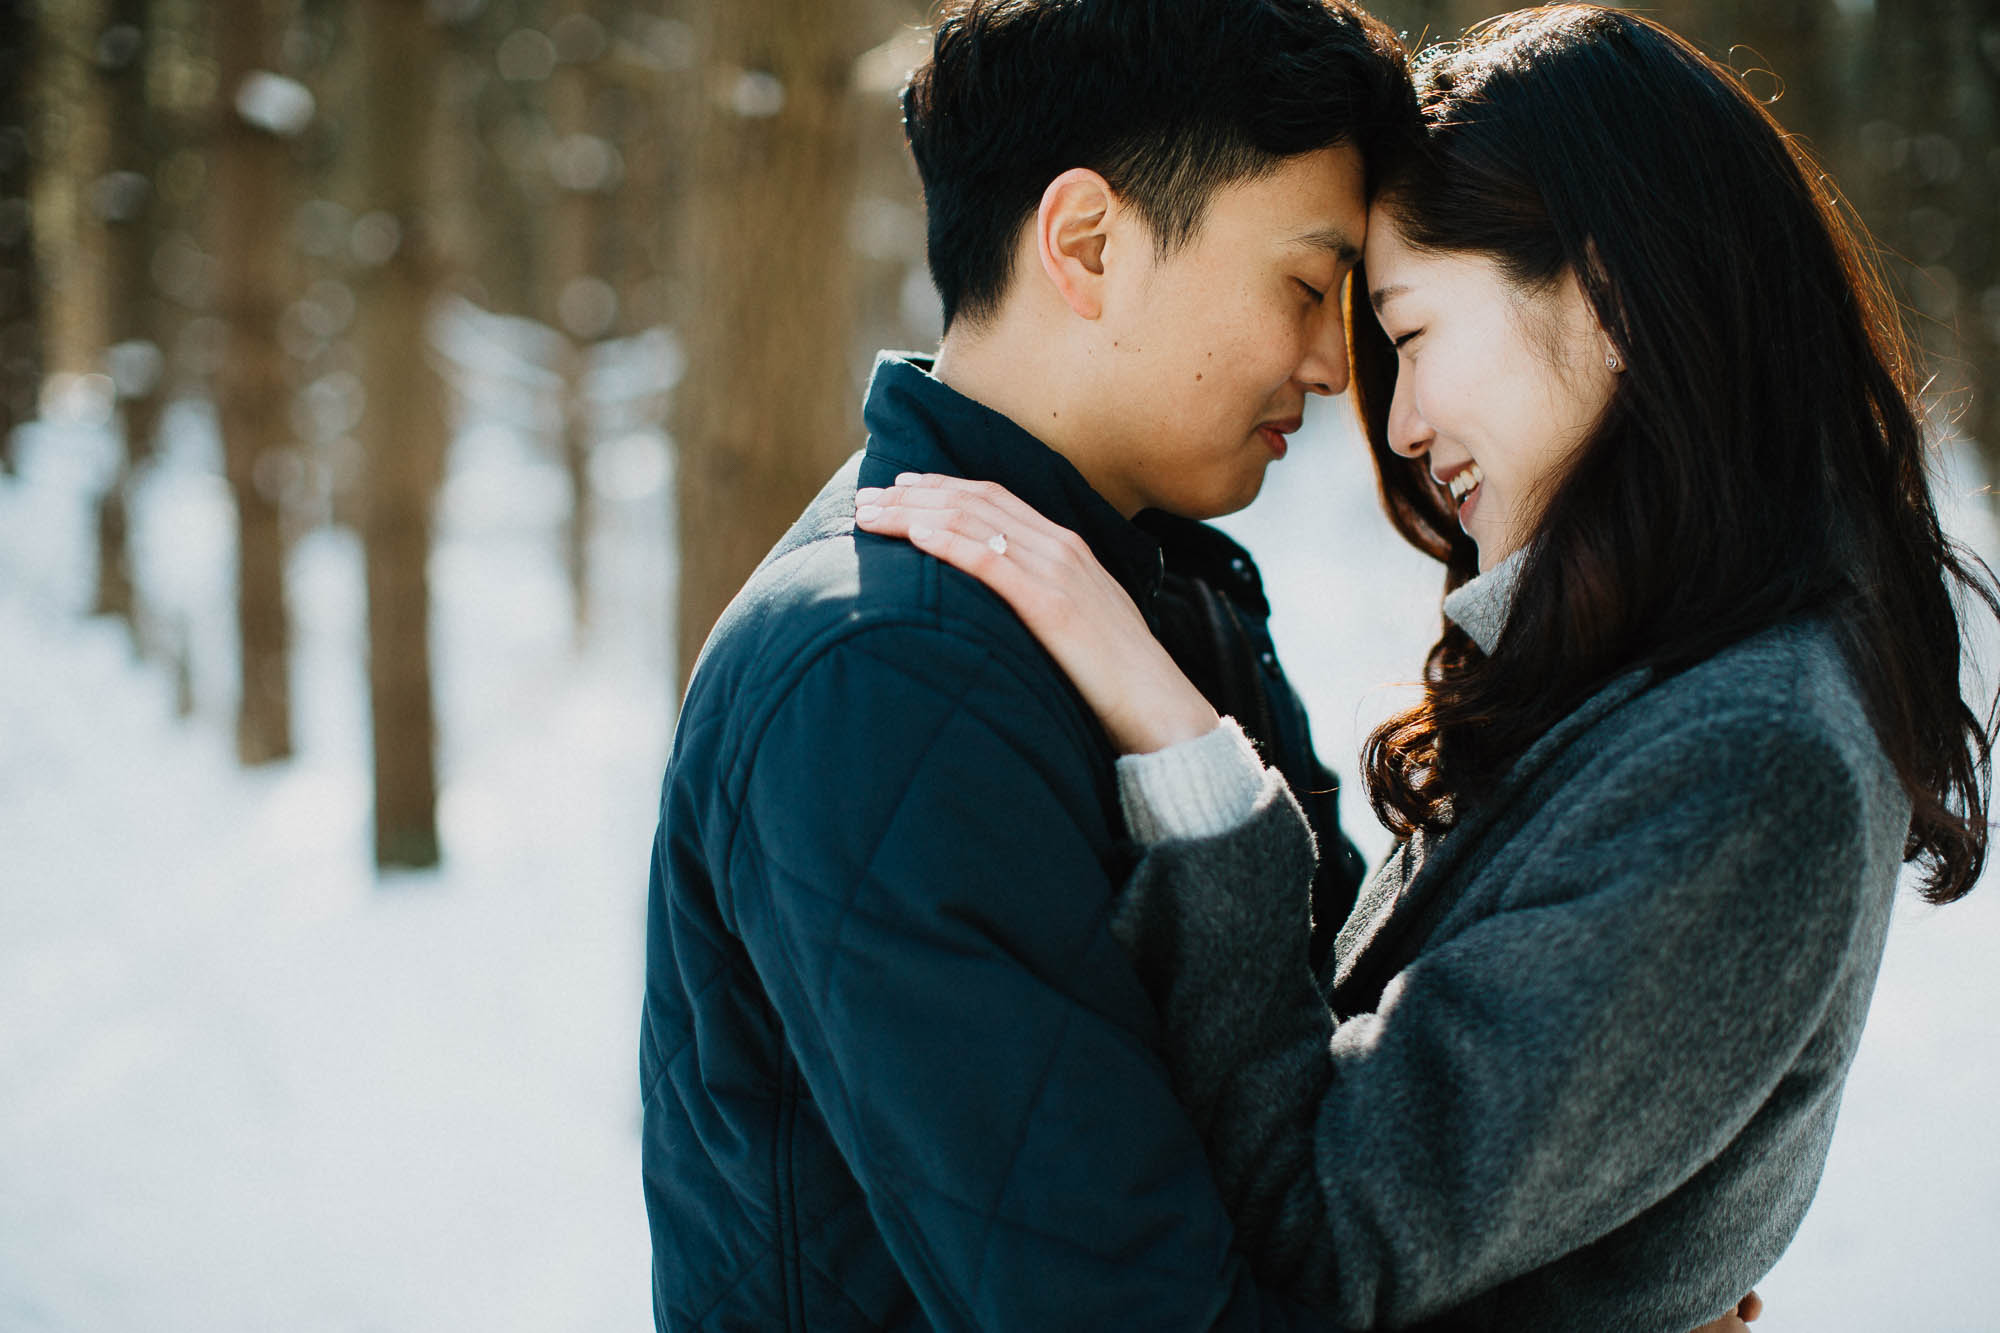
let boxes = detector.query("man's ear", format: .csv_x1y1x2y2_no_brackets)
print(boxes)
1035,168,1117,321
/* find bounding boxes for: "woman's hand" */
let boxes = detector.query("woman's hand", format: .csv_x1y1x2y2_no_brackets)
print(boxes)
854,472,1220,755
1690,1291,1763,1332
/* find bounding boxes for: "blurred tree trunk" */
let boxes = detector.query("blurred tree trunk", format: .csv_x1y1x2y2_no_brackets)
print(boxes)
103,0,167,460
92,0,166,641
1856,0,1997,462
0,0,42,477
547,0,608,647
671,0,869,692
605,56,673,336
465,4,541,320
1967,12,2000,460
617,10,698,335
40,0,109,379
212,0,295,763
63,0,127,623
354,0,447,871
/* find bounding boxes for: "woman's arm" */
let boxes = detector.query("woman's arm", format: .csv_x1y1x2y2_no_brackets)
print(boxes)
1112,769,1341,1289
1112,722,1771,1332
1120,707,1870,1329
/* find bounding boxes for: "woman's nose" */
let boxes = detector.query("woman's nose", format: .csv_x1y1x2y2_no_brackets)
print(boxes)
1386,373,1430,458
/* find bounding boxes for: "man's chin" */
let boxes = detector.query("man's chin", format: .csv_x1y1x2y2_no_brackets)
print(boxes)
1149,469,1269,522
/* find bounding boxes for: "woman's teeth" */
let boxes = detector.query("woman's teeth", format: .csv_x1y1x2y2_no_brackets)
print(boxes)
1448,463,1483,504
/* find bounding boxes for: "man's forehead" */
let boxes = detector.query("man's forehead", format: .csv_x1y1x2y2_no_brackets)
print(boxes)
1214,144,1366,254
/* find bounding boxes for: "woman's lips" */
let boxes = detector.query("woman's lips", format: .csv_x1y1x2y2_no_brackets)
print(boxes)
1444,461,1483,528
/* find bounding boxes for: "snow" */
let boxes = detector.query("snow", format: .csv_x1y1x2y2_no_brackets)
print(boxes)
2,360,1995,1328
1,374,663,1329
232,71,317,140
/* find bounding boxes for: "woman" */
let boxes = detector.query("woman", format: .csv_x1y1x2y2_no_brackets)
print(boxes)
853,6,1995,1330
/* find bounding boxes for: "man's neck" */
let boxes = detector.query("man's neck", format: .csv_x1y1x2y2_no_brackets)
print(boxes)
930,331,1140,518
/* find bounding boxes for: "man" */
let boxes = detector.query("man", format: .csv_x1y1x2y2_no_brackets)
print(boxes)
641,1,1411,1326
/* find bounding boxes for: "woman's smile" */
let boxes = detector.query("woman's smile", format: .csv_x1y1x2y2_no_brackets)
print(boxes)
1443,461,1483,525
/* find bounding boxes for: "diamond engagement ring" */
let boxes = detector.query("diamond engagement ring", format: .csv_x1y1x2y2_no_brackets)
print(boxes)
986,532,1008,556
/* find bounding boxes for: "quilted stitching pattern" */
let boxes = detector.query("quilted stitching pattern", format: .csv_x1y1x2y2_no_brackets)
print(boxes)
644,366,1354,1332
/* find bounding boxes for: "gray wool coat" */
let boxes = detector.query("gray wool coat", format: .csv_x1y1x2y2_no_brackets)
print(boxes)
1112,617,1910,1332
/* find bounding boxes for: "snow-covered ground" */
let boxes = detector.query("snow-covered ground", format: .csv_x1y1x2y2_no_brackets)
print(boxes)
1,379,664,1330
1,364,1995,1329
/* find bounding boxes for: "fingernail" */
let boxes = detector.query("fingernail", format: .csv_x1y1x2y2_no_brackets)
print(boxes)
910,523,934,540
896,472,922,486
855,505,882,522
855,487,884,502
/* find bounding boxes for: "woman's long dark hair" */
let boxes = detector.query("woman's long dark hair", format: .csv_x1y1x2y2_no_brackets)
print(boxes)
1350,5,1998,902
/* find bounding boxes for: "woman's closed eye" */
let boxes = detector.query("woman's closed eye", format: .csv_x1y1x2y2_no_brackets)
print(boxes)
1391,328,1423,351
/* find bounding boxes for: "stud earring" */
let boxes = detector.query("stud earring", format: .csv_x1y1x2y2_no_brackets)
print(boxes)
1605,350,1623,372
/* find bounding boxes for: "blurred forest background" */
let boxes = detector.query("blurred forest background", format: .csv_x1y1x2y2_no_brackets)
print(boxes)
4,0,1994,869
1,2,1997,1328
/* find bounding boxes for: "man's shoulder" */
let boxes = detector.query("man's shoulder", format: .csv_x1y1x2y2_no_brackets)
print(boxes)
706,527,1038,673
681,512,1081,773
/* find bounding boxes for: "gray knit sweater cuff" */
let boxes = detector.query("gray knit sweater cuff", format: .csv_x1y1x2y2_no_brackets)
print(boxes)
1115,717,1269,846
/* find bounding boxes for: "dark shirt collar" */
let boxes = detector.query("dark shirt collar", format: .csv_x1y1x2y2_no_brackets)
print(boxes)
859,353,1166,607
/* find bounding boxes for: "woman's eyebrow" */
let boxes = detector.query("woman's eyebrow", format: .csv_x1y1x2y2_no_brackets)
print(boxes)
1369,282,1410,312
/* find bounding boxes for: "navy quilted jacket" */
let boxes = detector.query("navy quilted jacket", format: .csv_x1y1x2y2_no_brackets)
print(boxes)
640,356,1361,1331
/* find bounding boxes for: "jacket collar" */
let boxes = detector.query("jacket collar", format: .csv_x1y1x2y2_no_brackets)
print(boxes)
1442,548,1528,656
1135,510,1272,619
859,353,1167,610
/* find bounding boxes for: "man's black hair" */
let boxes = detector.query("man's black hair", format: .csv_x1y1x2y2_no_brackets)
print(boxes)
902,0,1415,330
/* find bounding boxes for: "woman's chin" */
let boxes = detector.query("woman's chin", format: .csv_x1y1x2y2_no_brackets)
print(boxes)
1471,532,1519,574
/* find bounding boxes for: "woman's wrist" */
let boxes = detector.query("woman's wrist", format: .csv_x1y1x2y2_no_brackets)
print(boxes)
1116,716,1270,845
1117,697,1224,755
1103,658,1222,756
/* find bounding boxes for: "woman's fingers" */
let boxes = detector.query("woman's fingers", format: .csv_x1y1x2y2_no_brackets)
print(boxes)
872,512,1062,628
862,472,1082,551
862,509,1077,629
857,484,1072,565
1686,1292,1762,1333
857,492,1038,563
898,473,1088,547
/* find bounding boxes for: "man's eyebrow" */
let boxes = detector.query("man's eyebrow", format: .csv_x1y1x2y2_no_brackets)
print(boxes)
1286,227,1361,265
1369,282,1410,312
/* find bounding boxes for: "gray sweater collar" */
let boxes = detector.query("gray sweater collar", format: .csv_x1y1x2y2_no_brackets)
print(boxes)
1441,548,1529,655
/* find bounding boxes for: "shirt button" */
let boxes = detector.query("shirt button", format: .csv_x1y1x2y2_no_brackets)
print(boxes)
1259,650,1277,669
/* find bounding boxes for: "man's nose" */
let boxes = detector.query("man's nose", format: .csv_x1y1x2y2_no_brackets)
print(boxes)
1297,316,1350,398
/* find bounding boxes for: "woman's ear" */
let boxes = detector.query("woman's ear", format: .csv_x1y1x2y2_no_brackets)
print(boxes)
1580,237,1629,370
1035,168,1116,321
